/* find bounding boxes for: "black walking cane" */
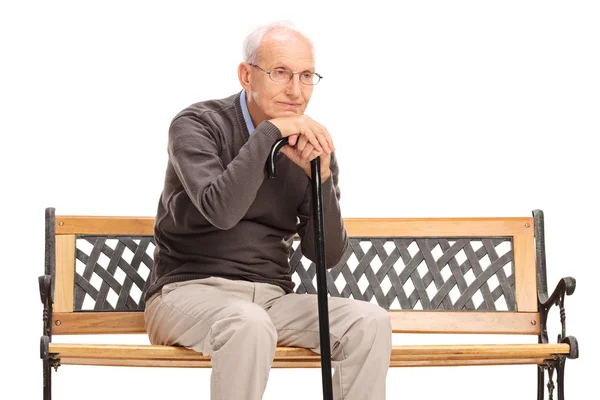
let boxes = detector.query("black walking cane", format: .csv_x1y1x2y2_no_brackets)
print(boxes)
268,138,334,400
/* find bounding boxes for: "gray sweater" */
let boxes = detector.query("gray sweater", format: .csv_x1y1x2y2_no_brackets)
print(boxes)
145,92,348,301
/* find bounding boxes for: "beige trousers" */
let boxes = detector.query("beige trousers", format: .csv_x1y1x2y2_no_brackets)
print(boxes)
144,277,392,400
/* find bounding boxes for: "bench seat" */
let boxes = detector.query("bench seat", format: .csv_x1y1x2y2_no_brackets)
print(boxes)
49,343,570,368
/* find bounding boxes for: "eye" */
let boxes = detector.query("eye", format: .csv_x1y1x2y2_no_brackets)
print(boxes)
302,72,314,79
273,68,288,76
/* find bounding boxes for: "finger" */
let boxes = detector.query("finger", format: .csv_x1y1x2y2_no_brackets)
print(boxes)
312,120,334,152
279,145,295,161
288,134,298,146
301,143,315,162
308,147,323,162
309,124,332,154
320,152,331,168
313,121,335,153
296,135,309,153
310,150,322,162
302,127,323,153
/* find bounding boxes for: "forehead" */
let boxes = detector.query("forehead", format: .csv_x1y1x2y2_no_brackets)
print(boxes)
259,30,315,70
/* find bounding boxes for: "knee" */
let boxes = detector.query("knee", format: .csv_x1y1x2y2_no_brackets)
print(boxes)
360,302,391,325
350,302,392,340
335,302,391,361
375,305,392,331
210,312,277,351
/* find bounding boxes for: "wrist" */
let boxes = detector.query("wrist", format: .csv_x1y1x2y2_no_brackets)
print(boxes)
269,117,294,137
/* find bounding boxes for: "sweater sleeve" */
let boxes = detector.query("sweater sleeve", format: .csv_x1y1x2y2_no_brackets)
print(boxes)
296,152,349,268
168,115,282,230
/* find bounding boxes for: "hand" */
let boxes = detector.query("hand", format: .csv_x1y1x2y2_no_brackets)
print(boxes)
269,115,335,155
279,135,332,183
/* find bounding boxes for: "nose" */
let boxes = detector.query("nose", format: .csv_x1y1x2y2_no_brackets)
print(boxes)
285,73,302,98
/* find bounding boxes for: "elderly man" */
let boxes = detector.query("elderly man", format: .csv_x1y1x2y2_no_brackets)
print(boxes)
143,22,392,400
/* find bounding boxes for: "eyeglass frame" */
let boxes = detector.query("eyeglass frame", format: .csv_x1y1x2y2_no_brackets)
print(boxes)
248,63,323,85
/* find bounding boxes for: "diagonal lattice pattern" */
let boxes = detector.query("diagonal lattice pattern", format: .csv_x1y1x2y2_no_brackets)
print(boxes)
290,237,515,311
74,236,515,312
74,236,154,311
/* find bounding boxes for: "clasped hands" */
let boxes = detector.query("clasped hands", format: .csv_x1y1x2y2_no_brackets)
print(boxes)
269,115,335,183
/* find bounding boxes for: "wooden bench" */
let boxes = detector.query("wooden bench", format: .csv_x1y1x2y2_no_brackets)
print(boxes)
39,207,578,399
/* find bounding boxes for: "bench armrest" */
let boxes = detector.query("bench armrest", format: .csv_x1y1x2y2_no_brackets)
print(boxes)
538,277,578,359
39,275,53,340
539,277,576,309
39,275,53,306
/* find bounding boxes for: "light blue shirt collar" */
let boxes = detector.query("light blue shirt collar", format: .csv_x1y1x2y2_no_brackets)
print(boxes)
240,90,255,135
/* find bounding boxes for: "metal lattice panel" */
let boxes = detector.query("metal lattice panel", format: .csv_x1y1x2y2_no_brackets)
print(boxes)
73,236,514,312
74,236,154,311
290,237,515,311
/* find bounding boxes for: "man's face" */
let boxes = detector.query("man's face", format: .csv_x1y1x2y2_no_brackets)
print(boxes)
247,31,315,120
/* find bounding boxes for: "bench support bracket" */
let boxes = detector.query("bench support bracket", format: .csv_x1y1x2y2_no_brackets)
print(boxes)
538,355,567,400
40,208,57,400
533,210,579,400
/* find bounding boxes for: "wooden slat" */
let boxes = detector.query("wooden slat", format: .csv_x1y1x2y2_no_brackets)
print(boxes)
50,343,570,359
343,217,534,237
53,311,540,335
49,343,569,369
60,358,214,368
53,312,145,334
389,311,540,334
389,358,547,368
56,216,155,235
59,358,322,368
55,215,534,237
514,235,538,312
50,344,315,360
59,357,549,368
54,235,75,312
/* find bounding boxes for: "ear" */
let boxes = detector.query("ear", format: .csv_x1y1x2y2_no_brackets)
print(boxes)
238,62,252,91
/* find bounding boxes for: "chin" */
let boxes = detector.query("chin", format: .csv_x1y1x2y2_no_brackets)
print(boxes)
277,108,304,116
267,111,293,119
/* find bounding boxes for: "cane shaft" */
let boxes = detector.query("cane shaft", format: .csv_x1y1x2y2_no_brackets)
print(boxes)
311,157,334,400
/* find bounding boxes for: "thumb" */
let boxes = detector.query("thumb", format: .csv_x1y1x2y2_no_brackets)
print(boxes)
287,134,298,146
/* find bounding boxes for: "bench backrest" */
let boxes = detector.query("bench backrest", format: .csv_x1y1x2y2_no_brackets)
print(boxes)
45,208,548,337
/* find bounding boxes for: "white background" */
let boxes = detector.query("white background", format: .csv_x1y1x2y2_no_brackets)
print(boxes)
1,0,598,399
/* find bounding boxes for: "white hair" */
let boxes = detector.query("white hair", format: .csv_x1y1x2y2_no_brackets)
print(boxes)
242,21,315,64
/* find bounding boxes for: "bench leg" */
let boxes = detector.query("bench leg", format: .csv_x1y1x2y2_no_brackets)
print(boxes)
41,336,55,400
43,359,52,400
556,358,565,400
537,365,545,400
538,358,566,400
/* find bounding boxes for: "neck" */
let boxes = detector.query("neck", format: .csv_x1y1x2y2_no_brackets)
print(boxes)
246,92,267,127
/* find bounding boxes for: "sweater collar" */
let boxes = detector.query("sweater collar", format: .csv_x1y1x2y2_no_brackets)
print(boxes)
239,90,255,135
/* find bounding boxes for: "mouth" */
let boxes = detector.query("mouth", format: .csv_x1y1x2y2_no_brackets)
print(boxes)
276,102,302,109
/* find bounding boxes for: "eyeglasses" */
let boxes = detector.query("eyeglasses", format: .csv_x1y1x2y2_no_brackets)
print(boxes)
249,64,322,85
